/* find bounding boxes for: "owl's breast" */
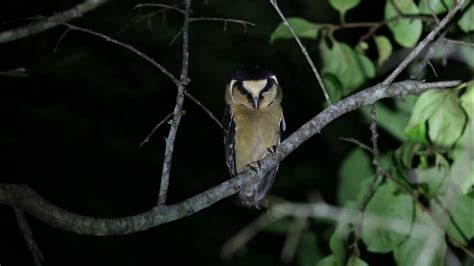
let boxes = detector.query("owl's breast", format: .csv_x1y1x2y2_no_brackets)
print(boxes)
232,104,282,173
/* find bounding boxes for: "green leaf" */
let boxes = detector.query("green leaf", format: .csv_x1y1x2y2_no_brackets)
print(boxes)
458,40,474,70
394,141,418,169
320,41,375,95
385,0,423,47
323,73,343,102
418,0,454,14
450,122,474,194
298,231,322,266
405,89,464,146
461,83,474,119
405,123,427,144
346,257,368,266
316,255,338,266
361,181,414,252
374,36,392,66
329,0,361,22
337,149,374,205
355,41,369,53
270,18,319,44
458,5,474,33
405,90,445,130
434,192,474,244
415,164,449,197
394,207,446,266
427,92,466,147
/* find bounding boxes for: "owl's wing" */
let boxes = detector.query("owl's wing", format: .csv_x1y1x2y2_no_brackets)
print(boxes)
279,114,286,142
223,105,236,176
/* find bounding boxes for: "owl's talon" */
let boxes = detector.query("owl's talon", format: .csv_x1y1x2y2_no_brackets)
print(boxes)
267,145,277,155
246,161,261,173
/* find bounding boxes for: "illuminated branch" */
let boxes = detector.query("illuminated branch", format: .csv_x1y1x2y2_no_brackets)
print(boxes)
0,0,106,44
0,80,460,236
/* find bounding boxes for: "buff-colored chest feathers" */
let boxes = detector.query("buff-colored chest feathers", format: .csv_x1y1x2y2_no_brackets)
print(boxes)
232,104,283,172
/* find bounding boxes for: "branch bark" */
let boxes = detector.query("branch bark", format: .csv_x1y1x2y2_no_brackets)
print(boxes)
0,80,460,236
382,0,466,85
0,0,107,44
157,0,192,205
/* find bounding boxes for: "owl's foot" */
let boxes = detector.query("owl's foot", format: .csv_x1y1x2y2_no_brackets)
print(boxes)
267,145,277,156
246,161,262,175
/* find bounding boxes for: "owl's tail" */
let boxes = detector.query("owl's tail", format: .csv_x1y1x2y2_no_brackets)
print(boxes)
239,166,278,208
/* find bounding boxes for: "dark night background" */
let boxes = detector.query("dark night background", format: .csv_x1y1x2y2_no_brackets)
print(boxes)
1,0,469,266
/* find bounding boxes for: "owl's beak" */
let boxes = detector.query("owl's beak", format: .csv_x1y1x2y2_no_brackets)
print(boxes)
252,98,260,109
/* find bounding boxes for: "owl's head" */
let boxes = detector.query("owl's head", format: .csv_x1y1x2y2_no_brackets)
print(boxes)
226,67,281,110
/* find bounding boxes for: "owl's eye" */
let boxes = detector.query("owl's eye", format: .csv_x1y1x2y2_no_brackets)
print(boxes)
234,83,252,97
261,86,272,95
261,80,274,95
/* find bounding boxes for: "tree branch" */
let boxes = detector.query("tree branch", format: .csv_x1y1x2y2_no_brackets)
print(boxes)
59,23,181,87
14,208,44,266
134,3,186,14
0,80,460,235
140,112,174,147
0,0,107,44
189,17,255,31
383,0,465,85
185,91,223,129
157,0,192,205
269,0,331,104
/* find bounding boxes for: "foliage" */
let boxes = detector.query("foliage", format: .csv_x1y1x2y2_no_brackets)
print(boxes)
269,0,473,265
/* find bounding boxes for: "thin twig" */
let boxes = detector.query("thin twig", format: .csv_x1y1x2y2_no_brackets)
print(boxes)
134,3,186,14
140,112,174,147
157,0,192,205
0,0,107,44
444,38,474,47
339,137,373,153
281,217,307,263
411,30,447,79
358,15,433,42
221,212,275,258
432,197,469,243
423,0,441,24
14,208,44,266
168,17,255,45
269,0,331,104
381,169,474,258
346,105,384,261
185,91,223,129
189,17,255,32
54,28,71,53
369,105,383,175
383,0,465,85
341,133,381,260
169,28,185,46
60,23,181,87
0,67,29,78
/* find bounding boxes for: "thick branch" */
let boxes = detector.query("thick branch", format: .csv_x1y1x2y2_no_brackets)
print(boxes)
0,0,106,44
0,80,460,236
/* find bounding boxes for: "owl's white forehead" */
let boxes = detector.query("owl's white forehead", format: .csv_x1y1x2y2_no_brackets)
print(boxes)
242,80,267,97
